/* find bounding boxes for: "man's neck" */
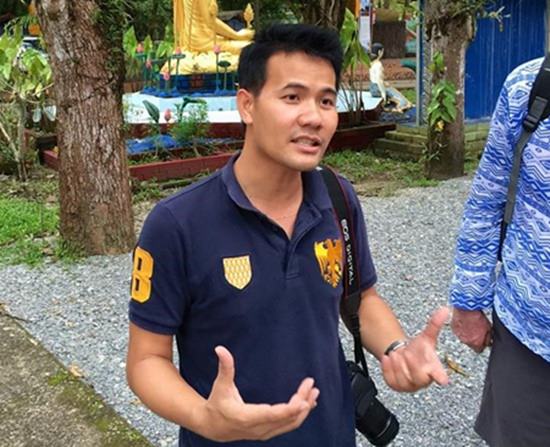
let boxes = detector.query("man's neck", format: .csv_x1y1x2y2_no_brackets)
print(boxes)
234,149,304,237
234,148,303,204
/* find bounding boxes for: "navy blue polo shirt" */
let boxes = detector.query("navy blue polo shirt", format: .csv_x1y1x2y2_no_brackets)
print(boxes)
129,154,377,447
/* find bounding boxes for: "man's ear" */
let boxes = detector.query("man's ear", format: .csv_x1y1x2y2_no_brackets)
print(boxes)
236,88,254,125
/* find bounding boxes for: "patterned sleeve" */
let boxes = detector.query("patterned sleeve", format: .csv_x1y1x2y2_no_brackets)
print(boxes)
449,83,514,310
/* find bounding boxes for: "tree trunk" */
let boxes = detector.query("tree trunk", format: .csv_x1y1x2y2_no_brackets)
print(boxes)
36,0,135,255
301,0,347,30
424,2,474,179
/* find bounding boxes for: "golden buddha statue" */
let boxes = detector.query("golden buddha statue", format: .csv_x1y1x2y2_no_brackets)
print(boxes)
167,0,255,75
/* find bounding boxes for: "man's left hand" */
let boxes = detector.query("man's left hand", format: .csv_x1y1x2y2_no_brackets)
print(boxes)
381,307,450,392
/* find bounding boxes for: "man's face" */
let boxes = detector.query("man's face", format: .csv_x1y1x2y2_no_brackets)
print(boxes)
238,51,339,172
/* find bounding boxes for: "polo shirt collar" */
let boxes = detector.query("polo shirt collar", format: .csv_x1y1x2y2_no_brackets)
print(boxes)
221,152,333,212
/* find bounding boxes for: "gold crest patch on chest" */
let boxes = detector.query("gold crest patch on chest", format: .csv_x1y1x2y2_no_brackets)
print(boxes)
314,239,343,288
223,255,252,290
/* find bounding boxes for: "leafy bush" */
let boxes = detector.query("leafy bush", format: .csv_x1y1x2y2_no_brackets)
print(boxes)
170,100,210,157
0,21,52,180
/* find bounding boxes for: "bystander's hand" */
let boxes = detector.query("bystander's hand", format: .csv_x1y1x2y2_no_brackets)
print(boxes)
381,307,450,392
197,346,319,442
451,308,492,353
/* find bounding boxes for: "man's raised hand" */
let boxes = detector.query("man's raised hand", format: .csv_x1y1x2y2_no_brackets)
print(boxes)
381,307,450,392
198,346,319,442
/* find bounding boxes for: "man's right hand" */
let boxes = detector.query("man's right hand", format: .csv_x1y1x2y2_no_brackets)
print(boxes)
196,346,319,442
451,308,492,353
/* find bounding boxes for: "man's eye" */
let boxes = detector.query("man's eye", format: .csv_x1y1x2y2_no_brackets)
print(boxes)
285,94,299,102
322,98,336,107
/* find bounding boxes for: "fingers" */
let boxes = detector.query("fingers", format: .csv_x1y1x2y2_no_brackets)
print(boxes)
422,306,450,342
429,360,449,386
308,387,320,408
208,349,319,442
260,380,319,440
239,379,319,441
241,378,318,423
278,378,317,417
382,347,449,392
382,350,426,392
214,345,235,386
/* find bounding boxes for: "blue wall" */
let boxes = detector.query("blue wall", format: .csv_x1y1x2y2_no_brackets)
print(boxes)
465,0,547,120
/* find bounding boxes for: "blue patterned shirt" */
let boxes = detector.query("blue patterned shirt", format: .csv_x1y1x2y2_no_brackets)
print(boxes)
450,58,550,362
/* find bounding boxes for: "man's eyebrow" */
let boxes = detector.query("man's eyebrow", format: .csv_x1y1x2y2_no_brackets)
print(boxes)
280,83,337,96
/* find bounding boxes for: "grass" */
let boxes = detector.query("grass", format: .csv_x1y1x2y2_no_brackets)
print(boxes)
46,364,153,446
401,88,417,104
0,166,86,266
0,196,59,266
324,150,439,196
0,151,479,266
131,172,210,204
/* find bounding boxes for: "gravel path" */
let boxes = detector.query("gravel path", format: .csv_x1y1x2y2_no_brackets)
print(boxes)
0,176,489,447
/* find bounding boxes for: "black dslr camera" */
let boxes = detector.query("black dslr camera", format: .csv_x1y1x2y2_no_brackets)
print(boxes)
347,361,399,446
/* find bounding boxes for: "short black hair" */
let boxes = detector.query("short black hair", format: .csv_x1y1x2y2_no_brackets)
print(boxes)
238,23,343,95
370,42,384,59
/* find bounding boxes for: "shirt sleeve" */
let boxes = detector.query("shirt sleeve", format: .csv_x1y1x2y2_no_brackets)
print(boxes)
129,202,189,334
339,176,378,291
449,83,514,310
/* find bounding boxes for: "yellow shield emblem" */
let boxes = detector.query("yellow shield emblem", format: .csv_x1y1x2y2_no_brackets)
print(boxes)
223,255,252,290
314,239,343,288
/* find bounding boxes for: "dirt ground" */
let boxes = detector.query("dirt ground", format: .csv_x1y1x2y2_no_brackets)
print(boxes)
0,307,153,447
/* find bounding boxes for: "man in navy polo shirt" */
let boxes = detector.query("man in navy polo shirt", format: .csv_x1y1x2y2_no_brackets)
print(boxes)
127,24,450,446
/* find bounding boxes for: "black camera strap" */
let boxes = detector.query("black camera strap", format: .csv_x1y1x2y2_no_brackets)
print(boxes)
319,166,369,372
498,53,550,261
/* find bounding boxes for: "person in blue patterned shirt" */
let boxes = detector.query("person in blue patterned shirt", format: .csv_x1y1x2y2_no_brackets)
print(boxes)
450,58,550,447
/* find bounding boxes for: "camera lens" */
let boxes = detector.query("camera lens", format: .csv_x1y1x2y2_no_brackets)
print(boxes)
356,398,399,446
347,361,399,446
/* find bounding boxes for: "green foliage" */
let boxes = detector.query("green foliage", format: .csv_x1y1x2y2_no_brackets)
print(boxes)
427,80,456,128
340,8,370,76
0,104,21,174
323,150,438,196
155,36,173,60
132,179,164,203
123,24,173,83
339,9,370,124
373,0,419,20
401,88,417,104
0,23,52,101
125,0,172,41
0,0,29,17
0,196,58,266
122,26,141,80
427,52,457,131
142,100,160,124
0,21,52,180
141,100,166,155
170,100,210,157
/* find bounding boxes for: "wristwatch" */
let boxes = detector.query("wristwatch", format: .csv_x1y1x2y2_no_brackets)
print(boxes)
384,339,409,356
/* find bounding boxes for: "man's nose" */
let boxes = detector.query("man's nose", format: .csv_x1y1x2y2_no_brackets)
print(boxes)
297,100,322,128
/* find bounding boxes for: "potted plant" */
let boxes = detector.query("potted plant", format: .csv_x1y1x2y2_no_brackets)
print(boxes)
329,9,395,152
